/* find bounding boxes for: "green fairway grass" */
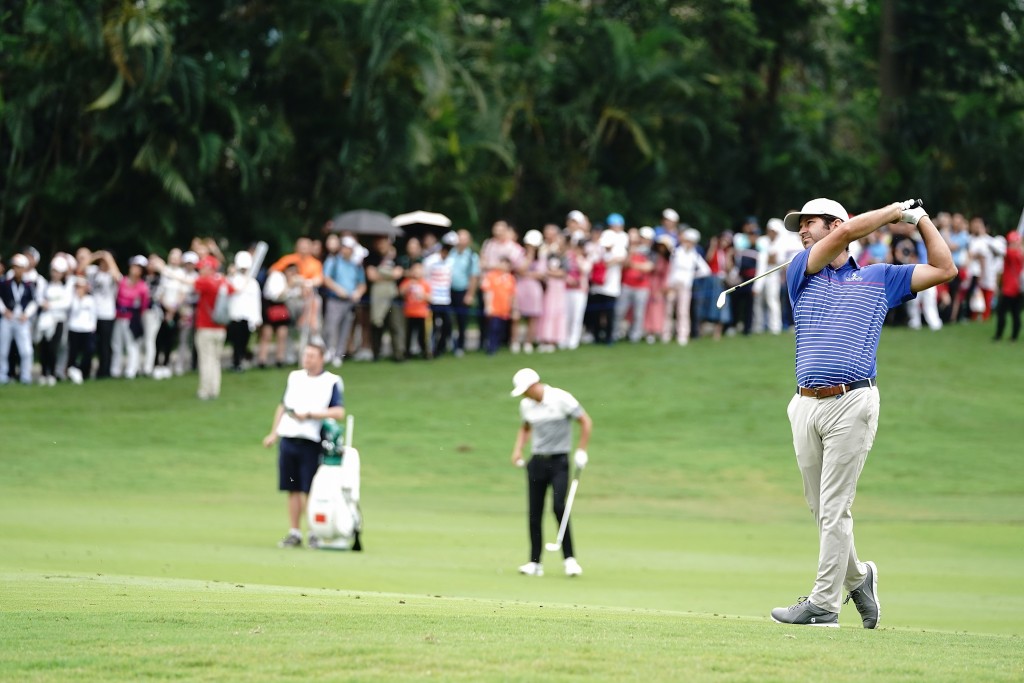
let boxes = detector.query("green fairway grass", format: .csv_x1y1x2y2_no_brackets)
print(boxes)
2,322,1022,681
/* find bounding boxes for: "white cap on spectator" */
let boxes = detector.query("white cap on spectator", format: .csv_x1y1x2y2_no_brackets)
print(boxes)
341,235,358,249
681,227,701,243
11,253,29,268
662,208,680,223
130,255,149,268
767,218,785,234
567,210,586,224
441,231,459,246
50,256,68,273
234,251,253,270
639,226,655,241
182,251,199,265
523,229,543,247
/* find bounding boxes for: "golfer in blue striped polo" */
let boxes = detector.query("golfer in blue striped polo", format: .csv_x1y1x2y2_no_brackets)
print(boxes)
770,198,956,628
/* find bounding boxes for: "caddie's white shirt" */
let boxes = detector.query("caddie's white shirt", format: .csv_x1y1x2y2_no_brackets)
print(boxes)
276,369,343,442
519,385,584,455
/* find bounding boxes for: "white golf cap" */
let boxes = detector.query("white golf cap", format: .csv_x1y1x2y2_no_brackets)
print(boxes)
510,368,541,397
662,208,680,222
11,253,29,268
783,198,849,232
341,235,358,249
523,229,543,247
767,217,785,233
182,251,200,264
234,250,253,270
639,226,655,240
681,227,701,243
50,256,68,273
130,254,149,268
567,209,586,223
441,231,459,246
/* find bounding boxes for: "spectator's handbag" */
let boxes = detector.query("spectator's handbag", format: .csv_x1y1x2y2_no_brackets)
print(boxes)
129,308,144,339
266,304,290,324
212,283,231,325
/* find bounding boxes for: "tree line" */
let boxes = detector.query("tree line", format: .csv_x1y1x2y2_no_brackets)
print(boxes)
1,0,1022,257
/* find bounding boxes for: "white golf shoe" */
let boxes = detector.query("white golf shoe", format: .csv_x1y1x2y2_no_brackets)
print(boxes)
564,557,583,577
518,561,543,576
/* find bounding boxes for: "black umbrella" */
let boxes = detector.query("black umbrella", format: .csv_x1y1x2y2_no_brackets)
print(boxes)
328,210,403,237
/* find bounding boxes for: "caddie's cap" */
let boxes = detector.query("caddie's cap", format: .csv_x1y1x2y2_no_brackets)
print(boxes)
510,368,541,397
783,198,849,232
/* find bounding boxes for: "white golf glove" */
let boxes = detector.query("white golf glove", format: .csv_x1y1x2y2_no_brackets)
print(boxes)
897,198,927,225
573,449,588,470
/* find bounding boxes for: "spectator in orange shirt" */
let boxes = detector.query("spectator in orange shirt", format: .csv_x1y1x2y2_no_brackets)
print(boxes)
399,261,432,359
481,256,516,355
269,238,324,344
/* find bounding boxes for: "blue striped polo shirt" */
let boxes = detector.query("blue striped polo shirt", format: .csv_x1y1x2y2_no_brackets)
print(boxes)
786,247,916,388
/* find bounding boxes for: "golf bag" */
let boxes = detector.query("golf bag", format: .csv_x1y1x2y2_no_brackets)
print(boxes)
306,416,363,550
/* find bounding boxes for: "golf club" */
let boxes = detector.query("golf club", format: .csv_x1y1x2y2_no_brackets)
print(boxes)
716,258,794,309
714,198,925,310
545,475,580,552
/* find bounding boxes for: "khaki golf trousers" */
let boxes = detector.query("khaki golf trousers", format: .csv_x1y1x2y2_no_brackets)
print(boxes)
787,386,877,613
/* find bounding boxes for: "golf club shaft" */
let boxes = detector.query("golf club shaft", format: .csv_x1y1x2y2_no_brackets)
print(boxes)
550,478,579,549
723,257,794,297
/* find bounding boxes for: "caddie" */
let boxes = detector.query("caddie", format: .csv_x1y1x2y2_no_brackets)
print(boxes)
262,340,345,549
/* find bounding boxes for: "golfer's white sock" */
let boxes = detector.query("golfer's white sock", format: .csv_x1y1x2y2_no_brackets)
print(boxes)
289,528,301,537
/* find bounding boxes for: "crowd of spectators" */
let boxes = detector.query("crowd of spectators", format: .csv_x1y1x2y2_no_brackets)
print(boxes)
2,207,1021,389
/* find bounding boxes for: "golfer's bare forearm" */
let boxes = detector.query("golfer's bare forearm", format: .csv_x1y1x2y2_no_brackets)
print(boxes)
918,216,955,272
576,413,592,451
837,204,903,246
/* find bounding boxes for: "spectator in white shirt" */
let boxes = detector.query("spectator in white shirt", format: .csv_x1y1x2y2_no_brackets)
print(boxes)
227,250,263,371
66,276,98,384
36,256,73,385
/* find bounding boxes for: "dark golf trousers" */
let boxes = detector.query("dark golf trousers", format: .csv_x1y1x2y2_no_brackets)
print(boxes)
527,453,573,563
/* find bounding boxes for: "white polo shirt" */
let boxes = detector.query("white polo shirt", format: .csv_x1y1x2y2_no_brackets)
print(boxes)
519,385,584,455
276,369,343,442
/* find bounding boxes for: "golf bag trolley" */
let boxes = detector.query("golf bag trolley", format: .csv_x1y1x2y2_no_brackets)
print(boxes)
306,414,363,551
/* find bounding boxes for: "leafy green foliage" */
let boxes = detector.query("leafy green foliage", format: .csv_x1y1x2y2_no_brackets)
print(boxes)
1,0,1023,255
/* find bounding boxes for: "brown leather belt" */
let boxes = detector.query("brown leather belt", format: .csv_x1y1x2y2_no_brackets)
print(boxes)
797,378,876,399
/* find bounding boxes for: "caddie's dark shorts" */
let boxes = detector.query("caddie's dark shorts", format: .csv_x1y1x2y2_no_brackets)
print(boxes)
278,436,321,493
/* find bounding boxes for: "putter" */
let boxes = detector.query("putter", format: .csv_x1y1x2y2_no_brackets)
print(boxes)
545,475,580,552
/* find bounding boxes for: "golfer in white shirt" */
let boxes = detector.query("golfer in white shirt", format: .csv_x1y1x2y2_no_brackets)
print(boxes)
509,368,592,577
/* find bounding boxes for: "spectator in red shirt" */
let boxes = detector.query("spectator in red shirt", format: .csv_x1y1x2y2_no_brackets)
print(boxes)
993,231,1023,341
193,256,233,399
615,228,654,343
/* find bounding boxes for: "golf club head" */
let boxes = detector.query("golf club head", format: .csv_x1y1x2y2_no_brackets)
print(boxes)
716,291,727,309
545,542,561,552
